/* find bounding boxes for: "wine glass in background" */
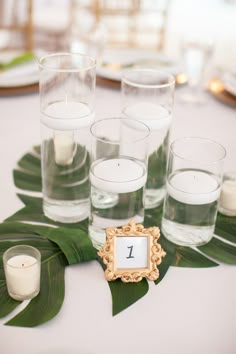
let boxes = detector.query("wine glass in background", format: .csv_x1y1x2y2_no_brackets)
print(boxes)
69,7,107,65
180,35,214,104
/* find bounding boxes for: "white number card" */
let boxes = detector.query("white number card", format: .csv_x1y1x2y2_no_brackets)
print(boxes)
115,236,148,269
98,220,166,283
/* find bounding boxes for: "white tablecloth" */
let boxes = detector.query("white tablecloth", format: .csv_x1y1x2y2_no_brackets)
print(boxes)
0,83,236,354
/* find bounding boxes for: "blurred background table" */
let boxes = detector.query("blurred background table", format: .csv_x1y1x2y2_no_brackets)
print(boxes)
0,0,235,66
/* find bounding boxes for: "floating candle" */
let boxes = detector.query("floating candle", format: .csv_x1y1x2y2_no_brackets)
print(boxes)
90,157,147,193
3,246,41,301
42,101,94,130
123,102,172,131
167,169,220,205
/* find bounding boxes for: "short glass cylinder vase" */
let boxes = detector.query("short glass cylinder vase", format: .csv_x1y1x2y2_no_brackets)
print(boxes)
161,137,226,246
89,117,150,249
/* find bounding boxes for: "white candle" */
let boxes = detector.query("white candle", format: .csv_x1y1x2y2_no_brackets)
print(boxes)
123,102,172,131
90,158,147,193
42,101,94,130
219,180,236,213
167,170,220,205
4,254,41,300
54,131,76,166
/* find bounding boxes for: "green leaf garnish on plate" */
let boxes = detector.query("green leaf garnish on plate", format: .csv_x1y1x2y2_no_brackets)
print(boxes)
0,52,36,71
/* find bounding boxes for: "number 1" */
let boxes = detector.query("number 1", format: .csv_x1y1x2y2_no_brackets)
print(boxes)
126,245,134,259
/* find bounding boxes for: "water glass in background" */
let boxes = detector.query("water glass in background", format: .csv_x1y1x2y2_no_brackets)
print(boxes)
89,118,150,249
121,69,175,209
39,53,96,223
162,137,226,246
180,35,213,103
69,8,106,65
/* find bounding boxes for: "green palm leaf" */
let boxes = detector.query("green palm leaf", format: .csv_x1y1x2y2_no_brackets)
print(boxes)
110,278,149,316
98,258,149,316
0,222,96,326
0,145,235,327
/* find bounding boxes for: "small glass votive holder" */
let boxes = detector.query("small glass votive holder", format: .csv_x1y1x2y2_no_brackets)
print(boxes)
3,245,41,301
218,171,236,216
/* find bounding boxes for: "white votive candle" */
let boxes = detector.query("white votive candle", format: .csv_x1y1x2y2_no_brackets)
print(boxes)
54,131,75,166
167,170,220,205
90,157,147,193
3,245,41,301
219,179,236,216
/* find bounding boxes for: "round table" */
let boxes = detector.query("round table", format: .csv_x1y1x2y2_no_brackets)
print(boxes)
0,82,236,354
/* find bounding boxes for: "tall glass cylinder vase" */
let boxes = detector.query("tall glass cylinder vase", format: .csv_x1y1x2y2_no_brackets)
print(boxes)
122,69,175,209
89,117,150,249
39,53,96,223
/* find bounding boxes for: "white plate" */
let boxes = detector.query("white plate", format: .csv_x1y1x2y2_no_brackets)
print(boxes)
221,71,236,96
97,48,180,81
0,51,40,88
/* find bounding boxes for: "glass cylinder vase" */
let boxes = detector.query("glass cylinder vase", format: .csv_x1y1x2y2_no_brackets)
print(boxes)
161,137,226,246
39,53,96,223
121,69,175,209
89,117,150,249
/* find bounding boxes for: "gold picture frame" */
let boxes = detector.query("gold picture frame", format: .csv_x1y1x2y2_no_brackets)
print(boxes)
98,220,166,283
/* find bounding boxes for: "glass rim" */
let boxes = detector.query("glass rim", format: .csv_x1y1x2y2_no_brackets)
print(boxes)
3,245,41,269
170,137,226,164
38,52,96,72
90,117,150,145
90,156,146,184
121,68,175,89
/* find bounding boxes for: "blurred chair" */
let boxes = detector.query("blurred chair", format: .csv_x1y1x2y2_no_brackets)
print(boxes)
70,0,171,51
32,0,71,51
0,0,33,50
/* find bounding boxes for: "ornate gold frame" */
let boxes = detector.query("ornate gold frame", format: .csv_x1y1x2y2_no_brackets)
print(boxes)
98,220,166,283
